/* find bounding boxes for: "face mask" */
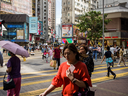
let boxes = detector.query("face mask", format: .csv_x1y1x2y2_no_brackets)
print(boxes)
8,52,11,56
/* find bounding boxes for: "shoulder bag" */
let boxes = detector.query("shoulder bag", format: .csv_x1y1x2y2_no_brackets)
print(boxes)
3,72,15,90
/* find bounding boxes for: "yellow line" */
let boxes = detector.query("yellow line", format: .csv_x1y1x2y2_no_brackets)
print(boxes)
0,70,57,78
0,66,128,84
20,72,128,96
92,72,128,83
93,67,128,74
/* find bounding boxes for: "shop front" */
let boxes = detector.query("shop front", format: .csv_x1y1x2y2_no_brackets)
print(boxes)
99,32,128,47
0,14,29,45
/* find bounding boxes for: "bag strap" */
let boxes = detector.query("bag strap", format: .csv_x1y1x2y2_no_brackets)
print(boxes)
3,72,6,80
3,72,13,80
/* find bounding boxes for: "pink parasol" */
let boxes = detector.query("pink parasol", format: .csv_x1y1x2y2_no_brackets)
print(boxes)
0,41,29,57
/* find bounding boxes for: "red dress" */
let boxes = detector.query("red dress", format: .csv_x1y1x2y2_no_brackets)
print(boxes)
52,61,92,96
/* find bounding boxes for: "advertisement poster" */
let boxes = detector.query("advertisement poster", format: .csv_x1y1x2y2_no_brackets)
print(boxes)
29,17,38,34
38,21,43,35
62,25,72,37
17,30,24,39
73,25,79,36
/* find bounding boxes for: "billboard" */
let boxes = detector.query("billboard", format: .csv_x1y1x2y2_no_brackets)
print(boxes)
62,25,72,37
1,0,32,16
29,17,38,34
62,38,73,44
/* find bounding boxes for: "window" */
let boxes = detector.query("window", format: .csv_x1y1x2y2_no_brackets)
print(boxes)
68,13,70,16
44,6,46,8
81,5,83,7
68,1,70,4
44,2,46,4
81,0,83,2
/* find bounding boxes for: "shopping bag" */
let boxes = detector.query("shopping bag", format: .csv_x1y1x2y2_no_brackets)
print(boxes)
50,60,56,68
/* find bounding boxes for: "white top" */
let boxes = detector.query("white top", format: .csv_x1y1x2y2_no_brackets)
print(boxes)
110,47,116,55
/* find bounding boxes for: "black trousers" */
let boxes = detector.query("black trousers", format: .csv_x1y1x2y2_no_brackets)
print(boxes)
55,58,60,68
107,66,115,76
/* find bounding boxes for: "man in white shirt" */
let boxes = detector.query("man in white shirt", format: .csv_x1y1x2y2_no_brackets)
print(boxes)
110,45,116,55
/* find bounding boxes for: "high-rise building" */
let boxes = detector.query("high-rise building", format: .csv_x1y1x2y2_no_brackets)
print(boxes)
61,0,97,24
32,0,56,42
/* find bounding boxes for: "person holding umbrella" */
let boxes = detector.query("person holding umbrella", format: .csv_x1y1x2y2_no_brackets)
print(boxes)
6,51,21,96
0,40,29,96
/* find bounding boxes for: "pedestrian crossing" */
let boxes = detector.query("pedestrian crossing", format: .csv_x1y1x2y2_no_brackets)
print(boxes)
0,62,128,96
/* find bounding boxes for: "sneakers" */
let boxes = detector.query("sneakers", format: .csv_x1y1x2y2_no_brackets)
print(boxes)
124,65,127,67
113,75,116,79
117,65,120,66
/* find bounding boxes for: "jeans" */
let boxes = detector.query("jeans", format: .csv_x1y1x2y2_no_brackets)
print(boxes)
92,52,97,60
107,66,115,76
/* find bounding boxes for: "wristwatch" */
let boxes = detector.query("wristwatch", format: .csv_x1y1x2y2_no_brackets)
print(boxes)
72,78,77,83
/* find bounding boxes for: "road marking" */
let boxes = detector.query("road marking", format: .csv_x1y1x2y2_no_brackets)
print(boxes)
0,66,128,83
19,72,128,96
93,67,128,74
0,70,57,78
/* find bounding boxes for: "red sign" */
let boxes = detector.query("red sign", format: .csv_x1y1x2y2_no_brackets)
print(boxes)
112,36,118,38
105,37,111,38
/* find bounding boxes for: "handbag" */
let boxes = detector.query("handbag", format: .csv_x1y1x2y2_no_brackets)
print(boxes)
73,88,95,96
3,72,15,90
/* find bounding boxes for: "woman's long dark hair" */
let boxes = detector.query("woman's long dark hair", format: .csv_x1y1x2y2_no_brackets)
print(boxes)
63,43,80,61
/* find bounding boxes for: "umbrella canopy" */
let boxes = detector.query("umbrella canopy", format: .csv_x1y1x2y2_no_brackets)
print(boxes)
0,41,29,57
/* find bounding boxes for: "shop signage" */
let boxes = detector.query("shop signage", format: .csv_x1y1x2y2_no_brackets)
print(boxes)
8,32,16,35
7,25,24,28
29,17,38,34
112,36,118,38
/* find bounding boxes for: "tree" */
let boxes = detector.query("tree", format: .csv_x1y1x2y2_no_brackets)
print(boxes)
76,11,111,45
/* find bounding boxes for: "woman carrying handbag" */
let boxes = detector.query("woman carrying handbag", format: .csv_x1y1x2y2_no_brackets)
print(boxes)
6,51,21,96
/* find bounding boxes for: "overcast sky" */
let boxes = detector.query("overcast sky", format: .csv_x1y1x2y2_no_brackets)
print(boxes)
56,0,62,25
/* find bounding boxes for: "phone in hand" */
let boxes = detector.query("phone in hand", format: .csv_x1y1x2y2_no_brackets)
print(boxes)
69,64,75,73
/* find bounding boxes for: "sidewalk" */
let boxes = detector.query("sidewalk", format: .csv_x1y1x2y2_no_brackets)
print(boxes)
50,77,128,96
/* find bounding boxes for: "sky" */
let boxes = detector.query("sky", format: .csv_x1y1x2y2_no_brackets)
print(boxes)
56,0,62,25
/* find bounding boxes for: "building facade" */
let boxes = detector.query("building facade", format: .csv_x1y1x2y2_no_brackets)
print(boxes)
61,0,97,24
95,0,128,47
0,0,32,45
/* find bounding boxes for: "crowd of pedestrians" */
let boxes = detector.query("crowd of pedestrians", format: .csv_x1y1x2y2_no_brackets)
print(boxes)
1,42,128,96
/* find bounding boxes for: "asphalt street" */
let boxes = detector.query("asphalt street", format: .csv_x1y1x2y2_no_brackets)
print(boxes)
0,51,128,96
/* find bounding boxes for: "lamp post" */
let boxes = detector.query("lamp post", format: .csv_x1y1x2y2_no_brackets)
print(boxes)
102,0,104,58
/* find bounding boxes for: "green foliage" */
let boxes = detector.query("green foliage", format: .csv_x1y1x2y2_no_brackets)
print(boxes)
76,11,111,45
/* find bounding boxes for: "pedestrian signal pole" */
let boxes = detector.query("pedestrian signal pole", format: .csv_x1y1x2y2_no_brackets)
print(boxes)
102,0,104,59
